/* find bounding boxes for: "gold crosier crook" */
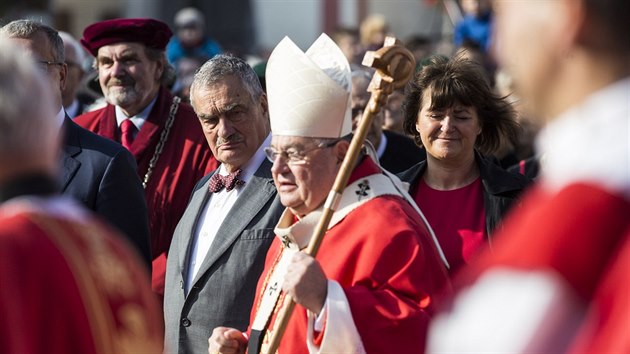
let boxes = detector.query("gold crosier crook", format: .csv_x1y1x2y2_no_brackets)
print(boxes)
261,37,416,354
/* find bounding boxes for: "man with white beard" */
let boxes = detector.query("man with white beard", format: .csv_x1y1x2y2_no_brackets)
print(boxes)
75,18,218,297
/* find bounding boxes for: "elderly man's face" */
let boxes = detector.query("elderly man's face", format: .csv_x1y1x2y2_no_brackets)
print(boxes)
191,75,270,172
269,135,347,216
96,42,163,116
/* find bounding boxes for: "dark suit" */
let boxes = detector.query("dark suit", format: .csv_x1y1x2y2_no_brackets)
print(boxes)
61,117,151,268
164,159,284,354
379,130,426,173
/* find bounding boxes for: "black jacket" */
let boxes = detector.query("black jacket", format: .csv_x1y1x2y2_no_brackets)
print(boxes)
61,117,152,269
379,130,426,173
397,151,532,238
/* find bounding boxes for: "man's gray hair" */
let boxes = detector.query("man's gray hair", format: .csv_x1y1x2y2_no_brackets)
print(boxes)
0,39,56,158
190,54,263,100
0,19,65,63
59,31,86,68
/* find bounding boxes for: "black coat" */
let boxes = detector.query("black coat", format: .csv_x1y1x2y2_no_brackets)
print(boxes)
379,130,426,173
61,117,152,269
397,151,532,238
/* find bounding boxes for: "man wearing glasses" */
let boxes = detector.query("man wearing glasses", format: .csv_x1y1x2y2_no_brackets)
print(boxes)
164,54,284,354
208,34,450,354
0,20,151,270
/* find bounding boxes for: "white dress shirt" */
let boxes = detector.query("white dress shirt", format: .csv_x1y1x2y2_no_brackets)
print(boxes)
56,106,65,130
64,99,80,119
114,96,158,136
185,134,272,293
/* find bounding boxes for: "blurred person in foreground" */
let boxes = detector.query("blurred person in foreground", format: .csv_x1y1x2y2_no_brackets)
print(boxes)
207,33,450,354
76,18,218,296
352,69,426,173
428,0,630,352
398,55,531,276
164,55,284,354
0,38,162,354
0,20,151,269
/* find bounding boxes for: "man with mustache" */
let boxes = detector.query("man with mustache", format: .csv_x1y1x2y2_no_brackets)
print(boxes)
163,54,284,354
75,18,218,297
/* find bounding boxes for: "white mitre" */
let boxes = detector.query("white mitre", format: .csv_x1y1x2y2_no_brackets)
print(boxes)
266,33,352,138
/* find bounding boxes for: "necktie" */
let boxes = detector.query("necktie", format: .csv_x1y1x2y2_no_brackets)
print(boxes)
208,169,245,193
120,119,137,151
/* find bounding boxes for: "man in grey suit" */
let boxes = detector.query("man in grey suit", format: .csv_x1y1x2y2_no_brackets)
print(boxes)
1,20,151,268
164,55,284,354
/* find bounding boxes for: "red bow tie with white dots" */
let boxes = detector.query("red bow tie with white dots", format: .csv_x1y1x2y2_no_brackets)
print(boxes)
208,169,245,193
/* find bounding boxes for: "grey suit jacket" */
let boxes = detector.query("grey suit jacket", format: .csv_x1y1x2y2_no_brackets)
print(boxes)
164,159,284,354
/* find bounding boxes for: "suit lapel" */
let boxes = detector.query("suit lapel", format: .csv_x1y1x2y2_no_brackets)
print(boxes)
190,160,276,287
178,177,211,275
60,117,82,192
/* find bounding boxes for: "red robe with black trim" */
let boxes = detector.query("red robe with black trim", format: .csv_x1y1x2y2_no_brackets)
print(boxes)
249,158,451,353
75,87,217,294
0,197,163,354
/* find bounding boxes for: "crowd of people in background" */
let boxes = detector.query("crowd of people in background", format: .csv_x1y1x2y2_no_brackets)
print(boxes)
0,0,628,352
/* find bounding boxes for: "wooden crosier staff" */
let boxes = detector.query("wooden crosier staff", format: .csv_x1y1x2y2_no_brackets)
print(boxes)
263,37,416,354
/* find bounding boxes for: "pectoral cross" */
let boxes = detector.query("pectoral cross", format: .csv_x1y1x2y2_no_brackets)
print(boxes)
355,179,371,200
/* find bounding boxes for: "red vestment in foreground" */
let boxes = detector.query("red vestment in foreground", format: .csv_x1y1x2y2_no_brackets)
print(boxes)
466,184,630,353
0,197,163,353
75,88,218,294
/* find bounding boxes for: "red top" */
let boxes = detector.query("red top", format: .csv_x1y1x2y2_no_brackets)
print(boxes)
414,177,487,276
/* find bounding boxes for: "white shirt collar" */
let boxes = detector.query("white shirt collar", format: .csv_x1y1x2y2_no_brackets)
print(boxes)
114,95,159,131
376,131,388,158
56,106,65,130
64,99,80,119
537,77,630,199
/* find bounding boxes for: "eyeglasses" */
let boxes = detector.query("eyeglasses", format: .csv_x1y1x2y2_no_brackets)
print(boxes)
264,139,340,165
36,60,64,73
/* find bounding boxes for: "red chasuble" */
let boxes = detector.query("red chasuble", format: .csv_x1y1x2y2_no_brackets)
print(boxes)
0,198,163,354
75,87,218,294
451,183,630,353
249,158,451,354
